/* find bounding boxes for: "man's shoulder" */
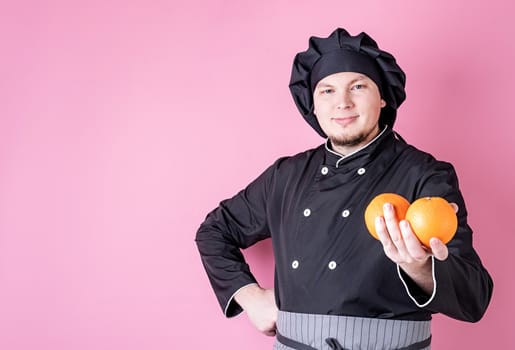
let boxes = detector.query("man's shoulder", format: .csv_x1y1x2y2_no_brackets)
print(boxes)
399,142,435,161
396,140,455,173
273,144,325,169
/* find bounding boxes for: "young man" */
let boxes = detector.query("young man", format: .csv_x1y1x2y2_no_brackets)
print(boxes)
195,28,493,350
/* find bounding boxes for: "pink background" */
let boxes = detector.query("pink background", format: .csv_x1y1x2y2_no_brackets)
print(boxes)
0,0,513,349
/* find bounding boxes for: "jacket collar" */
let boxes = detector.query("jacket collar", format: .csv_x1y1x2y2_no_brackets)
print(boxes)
324,126,393,168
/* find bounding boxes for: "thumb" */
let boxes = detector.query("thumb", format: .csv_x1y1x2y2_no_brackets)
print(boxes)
429,237,449,261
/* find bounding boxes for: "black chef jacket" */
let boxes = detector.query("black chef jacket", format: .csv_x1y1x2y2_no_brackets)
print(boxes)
196,127,493,322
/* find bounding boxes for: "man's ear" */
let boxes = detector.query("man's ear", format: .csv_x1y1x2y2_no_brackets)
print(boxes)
380,99,386,108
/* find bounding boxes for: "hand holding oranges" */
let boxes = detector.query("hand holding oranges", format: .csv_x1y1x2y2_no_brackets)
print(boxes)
405,197,458,247
364,193,458,248
364,193,410,240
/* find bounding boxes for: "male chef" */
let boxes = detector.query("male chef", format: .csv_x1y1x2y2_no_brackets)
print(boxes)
195,28,493,350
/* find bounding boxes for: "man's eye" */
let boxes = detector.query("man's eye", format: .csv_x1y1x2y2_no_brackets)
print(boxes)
352,84,365,90
321,89,334,94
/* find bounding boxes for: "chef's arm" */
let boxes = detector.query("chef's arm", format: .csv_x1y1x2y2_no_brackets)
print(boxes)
396,198,493,322
398,250,493,322
396,161,493,322
196,196,270,317
195,161,277,317
378,201,493,322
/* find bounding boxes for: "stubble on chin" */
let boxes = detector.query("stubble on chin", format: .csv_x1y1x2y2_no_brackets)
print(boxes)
330,133,369,148
328,125,381,149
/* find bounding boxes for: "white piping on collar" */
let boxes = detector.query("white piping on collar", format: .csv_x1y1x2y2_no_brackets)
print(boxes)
324,126,389,168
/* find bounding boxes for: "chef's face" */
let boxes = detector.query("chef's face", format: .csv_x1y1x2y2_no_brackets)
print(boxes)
313,72,386,155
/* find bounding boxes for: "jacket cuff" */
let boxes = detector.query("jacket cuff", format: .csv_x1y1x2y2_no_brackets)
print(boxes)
397,256,437,308
224,283,259,318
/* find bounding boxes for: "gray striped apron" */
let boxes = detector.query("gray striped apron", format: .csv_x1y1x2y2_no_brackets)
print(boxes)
274,311,431,350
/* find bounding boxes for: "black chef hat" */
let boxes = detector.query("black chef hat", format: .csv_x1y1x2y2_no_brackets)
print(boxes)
289,28,406,137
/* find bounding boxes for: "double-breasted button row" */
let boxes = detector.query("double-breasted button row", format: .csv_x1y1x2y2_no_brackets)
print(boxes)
320,166,366,176
290,260,338,270
303,208,351,218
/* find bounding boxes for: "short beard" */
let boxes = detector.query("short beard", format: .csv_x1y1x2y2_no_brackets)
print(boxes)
329,125,380,149
330,132,370,148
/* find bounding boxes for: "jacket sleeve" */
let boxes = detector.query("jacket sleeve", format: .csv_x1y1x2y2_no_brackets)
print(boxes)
195,161,278,317
399,160,494,322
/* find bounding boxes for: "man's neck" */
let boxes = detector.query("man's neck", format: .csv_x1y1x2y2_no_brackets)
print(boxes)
328,126,386,158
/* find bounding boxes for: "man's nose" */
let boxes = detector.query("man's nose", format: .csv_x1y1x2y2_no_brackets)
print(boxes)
336,92,353,109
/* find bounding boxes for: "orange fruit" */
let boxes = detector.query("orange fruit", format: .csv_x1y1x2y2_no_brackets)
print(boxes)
364,193,410,240
405,197,458,248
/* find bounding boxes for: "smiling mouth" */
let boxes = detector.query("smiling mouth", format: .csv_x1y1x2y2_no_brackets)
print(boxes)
332,115,358,126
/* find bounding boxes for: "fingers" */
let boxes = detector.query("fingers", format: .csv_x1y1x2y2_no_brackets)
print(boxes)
264,329,277,337
450,202,459,213
399,220,428,261
376,203,430,264
382,203,403,245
